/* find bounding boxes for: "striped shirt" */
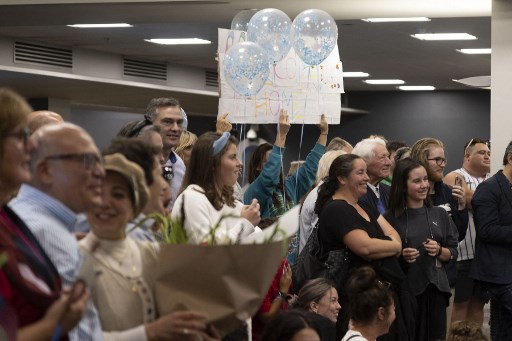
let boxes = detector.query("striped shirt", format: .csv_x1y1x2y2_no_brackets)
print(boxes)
9,184,104,341
453,168,490,261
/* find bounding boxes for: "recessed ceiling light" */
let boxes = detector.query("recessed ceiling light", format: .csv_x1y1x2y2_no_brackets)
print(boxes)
398,86,435,91
343,72,370,78
145,38,211,45
364,79,405,85
362,17,430,22
67,23,133,28
411,33,477,40
457,48,491,54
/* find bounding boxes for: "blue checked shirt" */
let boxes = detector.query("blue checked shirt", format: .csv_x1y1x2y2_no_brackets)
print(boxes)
9,184,103,341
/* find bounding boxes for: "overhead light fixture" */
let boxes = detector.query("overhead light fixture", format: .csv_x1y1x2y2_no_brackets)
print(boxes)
145,38,211,45
457,48,491,54
364,79,405,85
67,23,133,28
398,86,435,91
343,72,370,78
412,33,477,40
362,17,430,22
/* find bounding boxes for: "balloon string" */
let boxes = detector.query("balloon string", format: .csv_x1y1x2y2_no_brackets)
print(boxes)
242,97,247,186
273,62,287,208
294,66,310,202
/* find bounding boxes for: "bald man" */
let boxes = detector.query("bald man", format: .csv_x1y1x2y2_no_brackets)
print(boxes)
27,110,64,135
9,122,104,341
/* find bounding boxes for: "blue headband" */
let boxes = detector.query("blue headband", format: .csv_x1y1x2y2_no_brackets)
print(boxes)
212,132,230,156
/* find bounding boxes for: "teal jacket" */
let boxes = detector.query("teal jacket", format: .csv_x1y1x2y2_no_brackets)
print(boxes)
244,143,325,218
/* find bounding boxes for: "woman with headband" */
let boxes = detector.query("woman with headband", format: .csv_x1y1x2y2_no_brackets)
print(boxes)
172,132,261,244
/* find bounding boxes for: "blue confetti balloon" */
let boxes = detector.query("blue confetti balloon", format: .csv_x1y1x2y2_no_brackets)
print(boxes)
223,42,270,97
231,9,258,31
291,9,338,65
247,8,292,64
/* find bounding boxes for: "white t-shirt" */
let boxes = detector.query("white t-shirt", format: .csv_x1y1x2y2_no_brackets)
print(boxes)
341,330,369,341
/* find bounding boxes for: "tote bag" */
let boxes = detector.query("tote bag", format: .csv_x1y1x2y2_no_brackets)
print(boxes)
292,224,350,293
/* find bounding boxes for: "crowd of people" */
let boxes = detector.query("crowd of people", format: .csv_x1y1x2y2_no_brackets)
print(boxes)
0,86,505,341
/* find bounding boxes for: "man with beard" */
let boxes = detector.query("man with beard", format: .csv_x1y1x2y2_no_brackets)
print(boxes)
352,137,392,214
410,137,468,330
443,138,491,325
144,97,187,208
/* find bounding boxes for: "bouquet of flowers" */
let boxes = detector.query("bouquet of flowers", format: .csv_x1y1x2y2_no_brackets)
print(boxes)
146,205,300,336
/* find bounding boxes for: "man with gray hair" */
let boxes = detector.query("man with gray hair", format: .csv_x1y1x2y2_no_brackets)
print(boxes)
144,97,187,208
9,122,105,340
352,137,392,214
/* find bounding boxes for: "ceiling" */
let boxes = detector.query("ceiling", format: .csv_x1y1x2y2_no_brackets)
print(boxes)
0,0,492,114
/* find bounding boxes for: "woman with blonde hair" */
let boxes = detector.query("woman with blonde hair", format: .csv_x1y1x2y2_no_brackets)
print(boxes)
174,130,197,168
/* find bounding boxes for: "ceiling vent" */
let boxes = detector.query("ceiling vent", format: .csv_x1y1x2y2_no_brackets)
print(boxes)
205,70,219,88
124,58,167,81
14,41,72,69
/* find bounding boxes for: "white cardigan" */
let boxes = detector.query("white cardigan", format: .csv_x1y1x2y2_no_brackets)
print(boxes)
171,184,261,244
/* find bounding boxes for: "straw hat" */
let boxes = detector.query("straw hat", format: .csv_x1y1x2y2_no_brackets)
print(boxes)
103,153,149,217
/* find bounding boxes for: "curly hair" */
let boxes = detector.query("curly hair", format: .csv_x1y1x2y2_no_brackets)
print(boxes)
447,321,488,341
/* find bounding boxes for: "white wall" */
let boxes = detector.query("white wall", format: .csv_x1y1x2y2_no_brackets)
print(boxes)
491,0,512,172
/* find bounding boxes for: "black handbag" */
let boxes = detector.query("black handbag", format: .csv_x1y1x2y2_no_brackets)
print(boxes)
292,223,350,293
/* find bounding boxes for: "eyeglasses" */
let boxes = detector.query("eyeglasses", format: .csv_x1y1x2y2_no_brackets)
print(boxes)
6,127,30,146
427,157,447,166
45,153,103,170
162,165,173,182
464,138,490,155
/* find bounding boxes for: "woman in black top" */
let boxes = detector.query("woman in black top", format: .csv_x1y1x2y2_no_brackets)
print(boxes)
385,158,458,341
315,154,415,341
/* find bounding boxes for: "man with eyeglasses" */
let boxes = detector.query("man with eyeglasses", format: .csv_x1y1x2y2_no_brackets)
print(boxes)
410,137,469,330
144,97,188,210
442,138,491,326
470,141,512,340
9,122,105,341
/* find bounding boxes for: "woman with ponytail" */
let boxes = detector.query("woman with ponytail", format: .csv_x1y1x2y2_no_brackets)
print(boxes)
341,267,396,341
314,154,414,341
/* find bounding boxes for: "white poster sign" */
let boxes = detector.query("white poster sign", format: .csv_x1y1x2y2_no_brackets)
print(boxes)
217,28,344,125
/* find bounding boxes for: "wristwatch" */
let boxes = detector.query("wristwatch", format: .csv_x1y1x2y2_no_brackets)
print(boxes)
276,291,287,300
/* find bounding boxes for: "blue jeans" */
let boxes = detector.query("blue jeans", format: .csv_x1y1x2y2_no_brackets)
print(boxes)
484,282,512,341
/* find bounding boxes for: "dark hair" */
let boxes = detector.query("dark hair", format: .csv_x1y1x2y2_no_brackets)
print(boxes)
388,158,432,217
248,143,273,184
314,154,361,216
463,138,490,156
145,97,180,122
386,140,407,154
117,119,152,138
291,278,336,311
345,266,394,324
182,132,238,210
248,142,289,212
503,141,512,166
394,146,411,163
261,310,322,341
103,137,156,186
447,321,488,341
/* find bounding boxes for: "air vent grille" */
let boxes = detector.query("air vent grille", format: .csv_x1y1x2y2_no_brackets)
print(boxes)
14,41,72,68
124,58,167,80
205,70,218,88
